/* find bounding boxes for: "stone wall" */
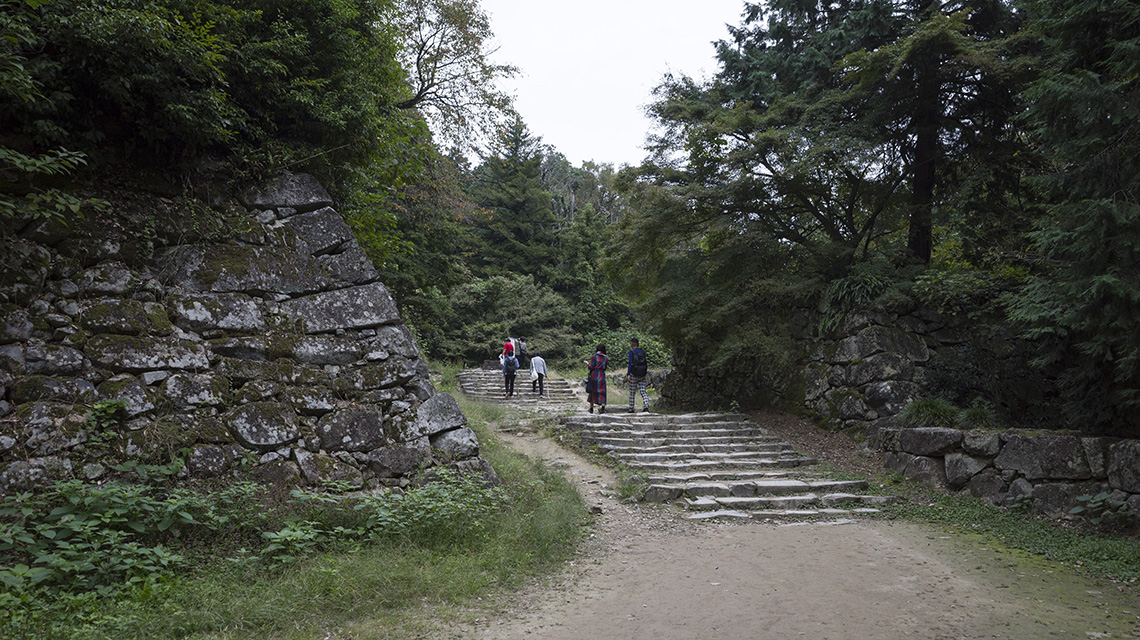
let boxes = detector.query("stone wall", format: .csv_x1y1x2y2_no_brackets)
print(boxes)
0,173,494,494
875,426,1140,518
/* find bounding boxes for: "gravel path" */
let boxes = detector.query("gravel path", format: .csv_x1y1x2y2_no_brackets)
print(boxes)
445,409,1140,640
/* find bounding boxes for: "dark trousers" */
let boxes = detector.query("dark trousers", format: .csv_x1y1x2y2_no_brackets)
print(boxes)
504,374,516,395
532,373,545,395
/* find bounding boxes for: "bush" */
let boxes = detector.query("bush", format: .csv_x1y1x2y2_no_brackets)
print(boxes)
898,398,960,429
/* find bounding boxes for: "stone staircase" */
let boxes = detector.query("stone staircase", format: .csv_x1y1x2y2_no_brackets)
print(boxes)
559,412,896,521
456,367,581,410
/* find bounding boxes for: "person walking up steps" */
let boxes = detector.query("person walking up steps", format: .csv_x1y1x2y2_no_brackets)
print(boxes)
585,343,607,414
626,337,650,413
530,352,547,397
502,349,519,398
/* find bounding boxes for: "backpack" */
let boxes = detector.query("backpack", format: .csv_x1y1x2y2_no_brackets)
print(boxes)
503,355,518,375
630,348,648,377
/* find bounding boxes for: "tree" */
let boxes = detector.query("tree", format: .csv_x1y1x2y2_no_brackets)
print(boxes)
1007,0,1140,436
393,0,518,152
466,117,559,280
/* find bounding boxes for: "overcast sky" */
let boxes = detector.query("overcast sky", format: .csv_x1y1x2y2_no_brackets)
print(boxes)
479,1,746,168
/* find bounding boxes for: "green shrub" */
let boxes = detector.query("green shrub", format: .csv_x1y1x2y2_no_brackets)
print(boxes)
898,398,960,429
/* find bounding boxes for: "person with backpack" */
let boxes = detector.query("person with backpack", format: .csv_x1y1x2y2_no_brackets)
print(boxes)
529,351,547,398
517,336,529,368
502,348,519,398
584,343,607,414
626,337,651,413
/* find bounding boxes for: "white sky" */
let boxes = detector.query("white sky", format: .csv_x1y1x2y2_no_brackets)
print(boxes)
479,1,746,168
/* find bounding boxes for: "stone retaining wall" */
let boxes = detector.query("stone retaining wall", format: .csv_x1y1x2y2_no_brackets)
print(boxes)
874,426,1140,518
0,173,495,494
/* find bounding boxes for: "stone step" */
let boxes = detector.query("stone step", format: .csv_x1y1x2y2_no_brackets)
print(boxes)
611,449,799,464
621,456,818,472
683,493,894,511
642,478,869,502
686,508,884,522
578,429,774,442
596,443,793,456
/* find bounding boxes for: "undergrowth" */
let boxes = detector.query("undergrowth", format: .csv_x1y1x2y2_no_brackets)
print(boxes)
0,383,587,639
881,481,1140,585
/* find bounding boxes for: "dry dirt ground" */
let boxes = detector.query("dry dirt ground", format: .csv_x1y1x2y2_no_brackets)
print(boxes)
443,408,1140,640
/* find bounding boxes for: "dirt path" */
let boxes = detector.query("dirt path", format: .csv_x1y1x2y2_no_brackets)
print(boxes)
453,416,1140,640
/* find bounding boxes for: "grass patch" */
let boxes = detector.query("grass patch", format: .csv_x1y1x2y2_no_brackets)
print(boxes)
3,391,587,640
880,481,1140,585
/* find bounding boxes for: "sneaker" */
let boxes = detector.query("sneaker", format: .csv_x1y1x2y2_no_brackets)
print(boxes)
599,406,606,414
588,406,594,414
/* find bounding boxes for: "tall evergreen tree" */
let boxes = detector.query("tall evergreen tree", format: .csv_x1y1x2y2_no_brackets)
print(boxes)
467,117,559,280
1007,0,1140,435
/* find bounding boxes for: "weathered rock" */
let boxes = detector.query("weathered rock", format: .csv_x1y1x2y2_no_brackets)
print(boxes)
168,293,265,333
335,357,418,392
24,345,87,379
282,386,337,416
365,437,431,478
282,207,356,256
966,470,1005,504
863,380,920,415
840,353,916,387
295,449,364,488
292,336,364,365
897,427,963,456
78,300,172,336
430,427,479,460
97,374,155,417
1107,440,1140,493
0,457,74,494
87,334,209,373
1032,480,1110,516
944,452,990,487
410,393,466,441
11,376,97,405
443,457,500,486
240,173,333,213
318,245,377,285
77,262,134,296
317,406,391,452
186,445,230,477
830,325,930,365
158,244,336,296
995,433,1092,481
1004,477,1034,506
0,344,26,374
962,430,1002,456
225,402,300,451
1,306,34,344
279,282,400,334
902,455,947,487
161,373,230,409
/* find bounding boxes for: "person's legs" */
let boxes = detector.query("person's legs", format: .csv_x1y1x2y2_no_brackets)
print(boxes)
538,373,545,396
638,378,650,410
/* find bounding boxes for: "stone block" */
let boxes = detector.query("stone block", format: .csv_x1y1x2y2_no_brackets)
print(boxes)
1032,481,1110,516
945,452,991,488
11,376,97,405
863,380,920,415
995,433,1092,481
78,262,133,296
97,374,155,417
25,342,88,376
225,402,300,451
158,244,336,296
240,173,333,213
317,406,391,452
162,373,230,409
903,455,947,488
282,207,355,256
643,484,684,502
87,334,209,373
1107,440,1140,493
279,282,401,334
830,325,930,364
318,244,377,286
897,427,963,456
168,293,265,333
962,430,1001,456
78,300,172,336
365,437,431,478
0,306,34,344
410,393,467,440
186,445,230,478
966,470,1004,504
430,427,479,460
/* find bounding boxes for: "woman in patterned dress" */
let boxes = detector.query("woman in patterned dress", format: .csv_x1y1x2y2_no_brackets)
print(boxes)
585,343,607,413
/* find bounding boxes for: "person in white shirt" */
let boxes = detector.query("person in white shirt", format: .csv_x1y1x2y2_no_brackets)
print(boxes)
529,352,548,398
